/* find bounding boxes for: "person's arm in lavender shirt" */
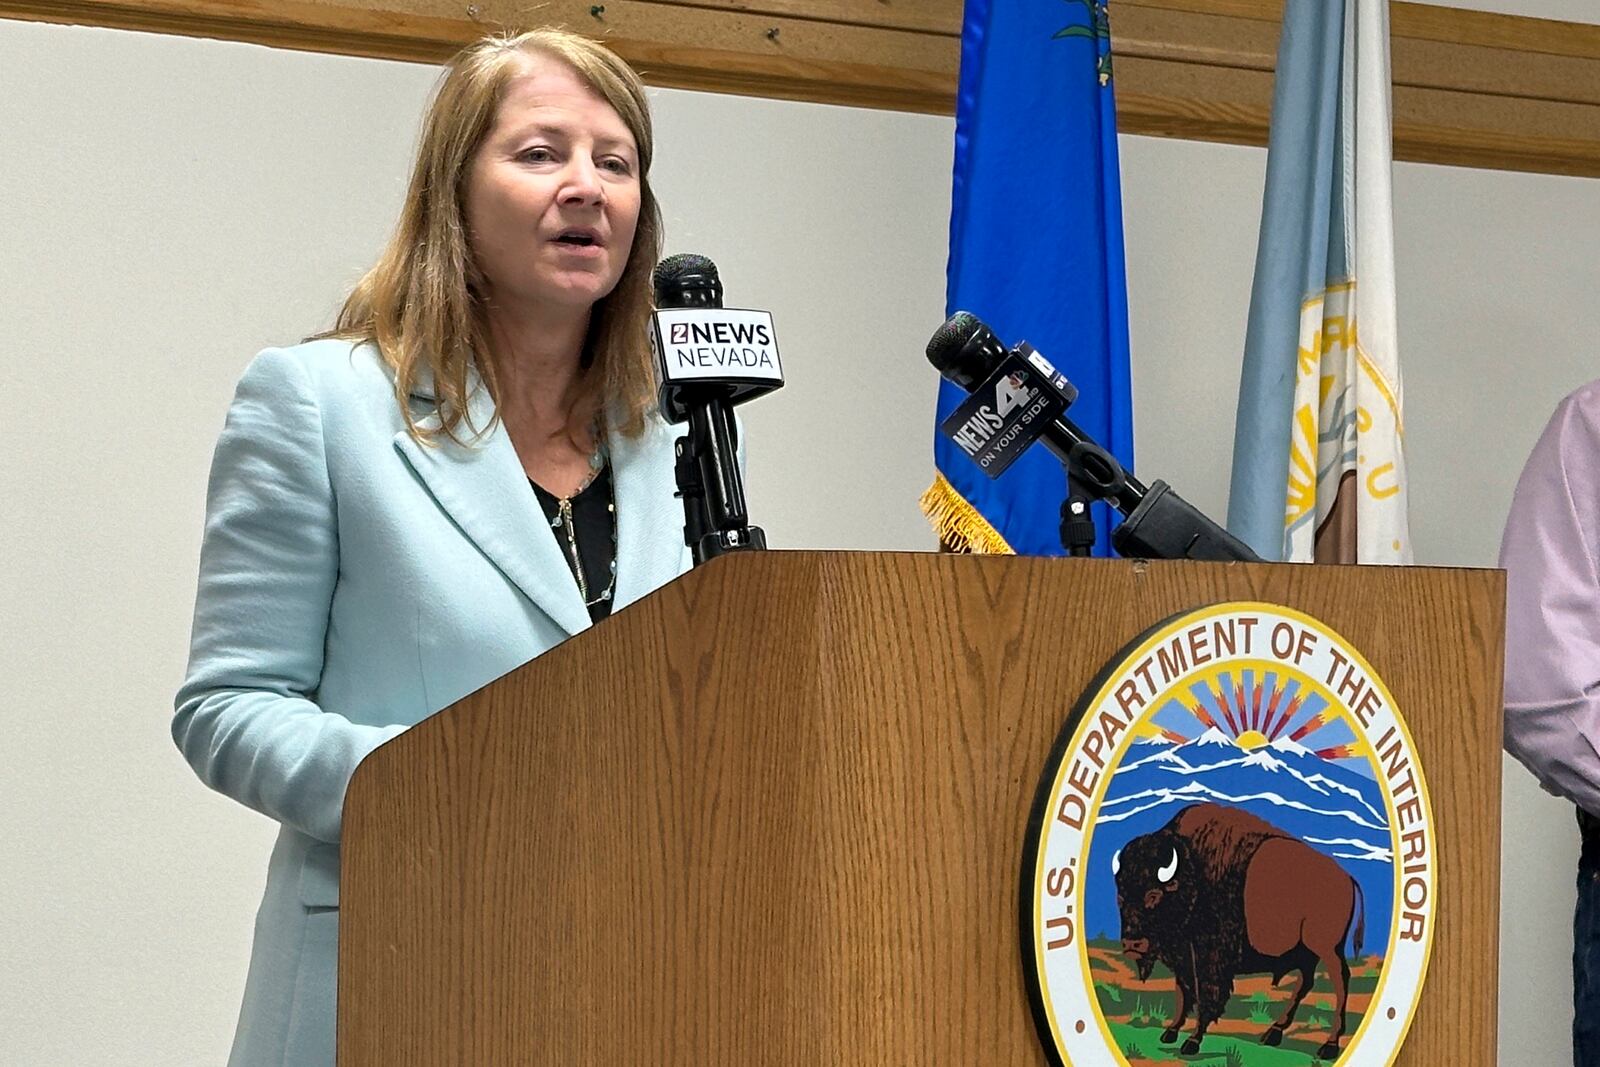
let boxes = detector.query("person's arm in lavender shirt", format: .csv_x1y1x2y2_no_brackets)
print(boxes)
1502,380,1600,817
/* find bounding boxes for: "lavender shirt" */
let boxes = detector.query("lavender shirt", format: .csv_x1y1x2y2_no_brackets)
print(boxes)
1502,379,1600,818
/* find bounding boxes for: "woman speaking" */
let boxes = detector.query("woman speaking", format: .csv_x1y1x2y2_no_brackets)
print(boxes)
173,28,689,1066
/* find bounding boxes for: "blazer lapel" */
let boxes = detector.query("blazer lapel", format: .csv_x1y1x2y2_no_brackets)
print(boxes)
393,382,591,638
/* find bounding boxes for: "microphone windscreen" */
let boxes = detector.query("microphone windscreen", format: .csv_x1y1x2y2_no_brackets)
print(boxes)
926,311,1005,390
653,254,723,308
926,312,981,373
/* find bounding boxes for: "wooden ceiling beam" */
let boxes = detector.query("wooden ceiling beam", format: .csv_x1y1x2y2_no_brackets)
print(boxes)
6,0,1600,176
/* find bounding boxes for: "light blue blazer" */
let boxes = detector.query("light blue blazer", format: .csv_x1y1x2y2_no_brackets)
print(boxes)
173,338,693,1066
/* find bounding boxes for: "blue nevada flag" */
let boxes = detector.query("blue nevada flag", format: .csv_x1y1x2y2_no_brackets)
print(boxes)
921,0,1134,556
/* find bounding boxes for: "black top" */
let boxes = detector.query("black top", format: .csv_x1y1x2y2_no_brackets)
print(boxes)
529,463,616,624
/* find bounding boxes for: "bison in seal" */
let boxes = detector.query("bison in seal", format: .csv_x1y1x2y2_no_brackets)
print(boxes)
1113,802,1365,1059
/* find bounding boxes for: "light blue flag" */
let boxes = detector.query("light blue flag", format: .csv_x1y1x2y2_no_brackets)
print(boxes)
921,0,1133,557
1228,0,1411,563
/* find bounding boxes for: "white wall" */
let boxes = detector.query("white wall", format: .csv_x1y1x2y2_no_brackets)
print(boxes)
647,88,953,550
0,27,441,1067
3,9,1597,1064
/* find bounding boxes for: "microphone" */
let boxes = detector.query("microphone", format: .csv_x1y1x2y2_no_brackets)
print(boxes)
927,312,1260,562
650,253,784,421
650,254,783,563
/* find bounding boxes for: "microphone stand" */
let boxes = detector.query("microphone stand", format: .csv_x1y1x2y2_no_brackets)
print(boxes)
674,393,767,565
1059,469,1099,558
1052,440,1261,563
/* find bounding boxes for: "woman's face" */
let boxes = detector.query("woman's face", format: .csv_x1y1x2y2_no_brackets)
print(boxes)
464,56,642,320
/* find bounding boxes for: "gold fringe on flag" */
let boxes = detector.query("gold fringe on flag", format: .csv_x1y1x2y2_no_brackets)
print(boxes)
919,473,1015,555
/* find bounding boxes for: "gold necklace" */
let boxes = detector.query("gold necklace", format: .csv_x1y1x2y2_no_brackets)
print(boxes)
546,444,616,610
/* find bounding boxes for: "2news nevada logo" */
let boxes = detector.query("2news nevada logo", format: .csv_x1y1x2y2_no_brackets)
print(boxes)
652,308,781,380
1023,604,1435,1067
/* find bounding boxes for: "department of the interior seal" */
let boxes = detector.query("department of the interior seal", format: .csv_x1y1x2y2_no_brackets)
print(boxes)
1022,603,1435,1067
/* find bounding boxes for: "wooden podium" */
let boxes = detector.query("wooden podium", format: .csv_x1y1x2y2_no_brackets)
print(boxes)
339,552,1503,1064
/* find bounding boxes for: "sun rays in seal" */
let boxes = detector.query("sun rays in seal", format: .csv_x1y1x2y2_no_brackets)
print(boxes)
1142,667,1365,769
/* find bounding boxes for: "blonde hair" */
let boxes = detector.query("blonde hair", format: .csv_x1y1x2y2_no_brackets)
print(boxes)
327,28,663,444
